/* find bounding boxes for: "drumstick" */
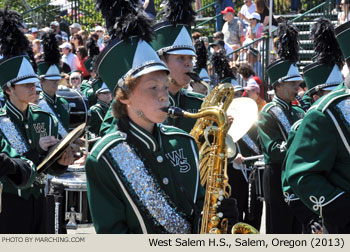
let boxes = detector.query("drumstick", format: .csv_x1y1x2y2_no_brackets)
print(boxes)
243,155,264,162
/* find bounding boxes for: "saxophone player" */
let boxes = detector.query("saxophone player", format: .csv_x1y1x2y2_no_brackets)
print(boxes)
85,0,240,234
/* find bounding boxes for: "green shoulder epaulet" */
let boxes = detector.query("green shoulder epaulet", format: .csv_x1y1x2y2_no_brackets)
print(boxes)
29,103,56,117
89,131,126,160
310,88,350,113
291,119,303,132
182,89,205,101
260,102,276,113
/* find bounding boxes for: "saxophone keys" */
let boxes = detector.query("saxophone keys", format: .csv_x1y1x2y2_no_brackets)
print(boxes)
210,215,220,225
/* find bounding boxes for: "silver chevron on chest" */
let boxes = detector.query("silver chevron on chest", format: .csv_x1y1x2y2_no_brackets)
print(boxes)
109,142,192,234
0,116,29,154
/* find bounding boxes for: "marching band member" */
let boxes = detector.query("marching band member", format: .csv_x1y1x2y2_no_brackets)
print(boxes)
85,0,207,234
37,31,70,138
282,18,344,234
88,83,111,137
285,19,350,234
258,22,305,233
150,0,205,133
0,8,73,233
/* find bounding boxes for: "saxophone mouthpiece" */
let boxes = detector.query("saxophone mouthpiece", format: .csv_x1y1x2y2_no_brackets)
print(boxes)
161,106,184,117
295,94,310,112
186,71,201,82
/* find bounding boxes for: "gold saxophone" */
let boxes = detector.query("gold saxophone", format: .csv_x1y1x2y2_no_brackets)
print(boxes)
164,83,259,234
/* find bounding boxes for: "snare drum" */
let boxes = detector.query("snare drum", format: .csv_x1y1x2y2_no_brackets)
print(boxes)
50,172,92,230
57,88,89,131
253,159,265,201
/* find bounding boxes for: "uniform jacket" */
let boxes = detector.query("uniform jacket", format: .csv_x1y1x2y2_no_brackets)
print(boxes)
88,100,109,137
85,118,204,233
258,96,305,165
0,100,64,199
38,91,70,138
285,87,350,227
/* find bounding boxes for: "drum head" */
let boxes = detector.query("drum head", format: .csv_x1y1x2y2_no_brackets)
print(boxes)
67,164,85,172
51,172,87,189
37,123,86,173
227,97,258,142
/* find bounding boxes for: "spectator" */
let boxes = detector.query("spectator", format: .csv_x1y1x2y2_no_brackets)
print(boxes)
195,0,203,18
69,72,82,90
78,30,89,45
238,0,257,28
243,78,266,112
69,23,81,41
71,33,84,53
140,0,156,19
255,0,278,28
290,0,300,13
192,32,202,43
30,27,38,39
94,26,105,50
221,7,244,51
211,31,234,58
55,15,71,39
76,46,89,79
246,12,263,40
237,63,255,86
59,42,78,71
50,21,68,42
32,39,42,56
338,0,350,25
215,0,235,30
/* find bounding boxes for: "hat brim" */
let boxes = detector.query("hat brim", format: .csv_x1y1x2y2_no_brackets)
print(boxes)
15,76,40,85
280,75,304,84
166,49,196,56
43,75,62,80
133,64,169,79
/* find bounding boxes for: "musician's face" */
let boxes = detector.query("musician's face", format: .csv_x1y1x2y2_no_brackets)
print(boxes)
121,71,170,132
165,54,193,89
41,79,60,97
7,83,36,105
277,81,300,103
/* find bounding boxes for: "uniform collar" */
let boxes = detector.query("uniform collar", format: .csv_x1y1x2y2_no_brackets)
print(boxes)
273,95,291,110
97,100,109,109
128,120,160,152
5,100,28,122
42,91,56,105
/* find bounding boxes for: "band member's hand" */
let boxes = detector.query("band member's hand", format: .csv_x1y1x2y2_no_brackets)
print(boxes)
234,153,245,164
74,137,85,147
227,115,234,126
39,136,59,152
310,219,323,234
217,198,239,230
70,143,81,154
57,148,75,166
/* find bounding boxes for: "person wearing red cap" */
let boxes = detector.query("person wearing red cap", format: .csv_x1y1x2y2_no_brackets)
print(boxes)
244,78,266,112
221,6,244,52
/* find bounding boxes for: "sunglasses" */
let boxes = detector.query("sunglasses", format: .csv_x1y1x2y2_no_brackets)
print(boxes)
71,77,80,80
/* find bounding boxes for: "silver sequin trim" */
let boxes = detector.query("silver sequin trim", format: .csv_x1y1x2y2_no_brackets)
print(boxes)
0,116,28,154
337,98,350,128
269,106,292,134
109,142,191,234
39,99,68,138
241,134,260,155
